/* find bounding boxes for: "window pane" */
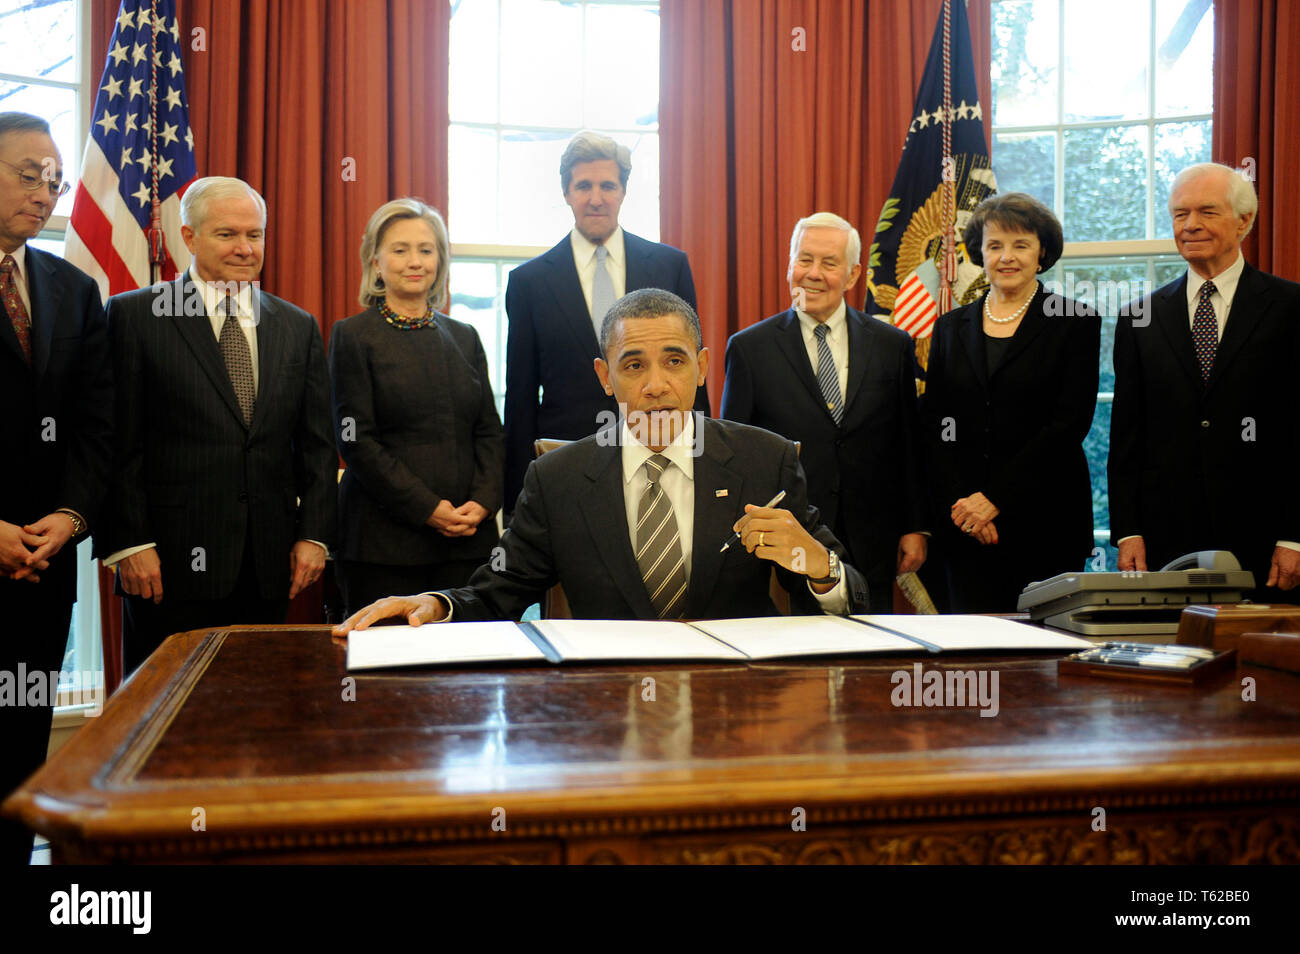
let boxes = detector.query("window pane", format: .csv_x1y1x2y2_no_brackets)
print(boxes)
448,124,500,245
499,129,571,246
1155,0,1214,118
619,132,660,242
0,80,77,217
498,0,583,129
1085,399,1112,537
0,0,76,83
448,259,504,390
449,0,499,124
1063,0,1149,122
992,131,1055,212
1062,125,1149,241
582,5,660,130
991,0,1058,127
1152,119,1211,238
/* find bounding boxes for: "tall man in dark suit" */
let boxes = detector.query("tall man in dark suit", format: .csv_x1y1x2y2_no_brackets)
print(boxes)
503,131,708,516
335,289,868,630
100,177,338,672
0,112,112,863
721,212,927,612
1110,163,1300,596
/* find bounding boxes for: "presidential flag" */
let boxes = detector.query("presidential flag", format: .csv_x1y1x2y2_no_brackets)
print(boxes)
65,0,196,301
867,0,995,368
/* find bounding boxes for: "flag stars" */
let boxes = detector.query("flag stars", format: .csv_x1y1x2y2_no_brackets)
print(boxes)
169,18,181,43
108,41,129,65
95,111,120,135
955,100,971,120
156,157,175,180
164,87,182,111
916,111,931,129
119,147,133,170
184,127,194,150
116,7,135,32
101,75,124,101
124,112,138,134
159,122,179,147
134,149,151,172
128,76,144,101
132,42,148,65
131,181,151,208
167,53,183,79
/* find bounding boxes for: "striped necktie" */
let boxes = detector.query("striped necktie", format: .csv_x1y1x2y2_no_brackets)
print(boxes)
814,323,843,425
635,454,688,619
1192,279,1218,384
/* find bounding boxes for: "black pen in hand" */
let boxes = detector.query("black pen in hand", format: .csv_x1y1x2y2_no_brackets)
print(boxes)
720,490,787,552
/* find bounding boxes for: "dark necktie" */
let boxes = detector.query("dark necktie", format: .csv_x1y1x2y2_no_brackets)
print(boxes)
1192,280,1218,384
218,294,255,425
1,254,32,364
636,455,688,619
814,323,843,425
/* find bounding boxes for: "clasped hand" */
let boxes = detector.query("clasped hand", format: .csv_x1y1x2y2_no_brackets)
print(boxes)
0,514,75,583
951,492,999,545
427,500,491,538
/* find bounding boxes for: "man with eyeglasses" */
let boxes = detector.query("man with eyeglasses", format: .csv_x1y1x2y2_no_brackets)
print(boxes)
0,112,112,864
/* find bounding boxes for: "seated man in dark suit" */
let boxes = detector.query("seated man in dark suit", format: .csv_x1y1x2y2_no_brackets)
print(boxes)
502,131,708,518
0,112,112,863
1110,162,1300,598
335,289,868,631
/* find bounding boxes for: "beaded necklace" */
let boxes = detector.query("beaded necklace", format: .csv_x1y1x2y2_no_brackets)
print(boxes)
380,298,436,329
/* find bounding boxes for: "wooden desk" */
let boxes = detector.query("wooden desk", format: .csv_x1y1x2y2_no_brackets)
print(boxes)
6,625,1300,864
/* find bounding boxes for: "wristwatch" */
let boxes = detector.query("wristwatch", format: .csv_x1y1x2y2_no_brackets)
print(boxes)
56,509,86,537
808,549,841,586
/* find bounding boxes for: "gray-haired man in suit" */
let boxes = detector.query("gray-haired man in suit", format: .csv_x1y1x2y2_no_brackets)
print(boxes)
99,176,337,671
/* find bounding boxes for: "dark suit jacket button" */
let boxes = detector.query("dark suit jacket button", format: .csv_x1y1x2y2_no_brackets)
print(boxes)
1201,420,1210,428
238,492,249,502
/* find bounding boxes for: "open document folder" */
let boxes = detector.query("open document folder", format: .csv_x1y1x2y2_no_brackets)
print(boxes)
345,615,1093,671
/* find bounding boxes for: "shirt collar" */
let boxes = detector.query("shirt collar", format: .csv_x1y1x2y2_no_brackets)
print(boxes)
1186,250,1244,302
620,410,696,486
189,266,257,316
796,297,847,337
570,226,625,270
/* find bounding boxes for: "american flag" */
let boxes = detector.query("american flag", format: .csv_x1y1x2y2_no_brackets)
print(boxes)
64,0,195,301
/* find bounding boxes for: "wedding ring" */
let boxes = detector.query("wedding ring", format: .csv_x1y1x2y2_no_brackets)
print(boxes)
759,531,767,547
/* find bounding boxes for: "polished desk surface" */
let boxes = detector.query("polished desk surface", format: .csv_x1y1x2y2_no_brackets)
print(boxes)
7,625,1300,863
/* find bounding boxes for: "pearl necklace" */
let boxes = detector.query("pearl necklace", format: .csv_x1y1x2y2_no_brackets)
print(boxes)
984,282,1038,325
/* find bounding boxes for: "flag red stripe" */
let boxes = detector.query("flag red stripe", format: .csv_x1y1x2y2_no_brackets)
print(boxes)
69,190,138,296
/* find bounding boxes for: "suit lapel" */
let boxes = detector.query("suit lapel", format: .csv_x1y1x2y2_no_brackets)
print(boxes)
1152,273,1201,389
623,230,649,292
685,416,746,618
1206,263,1268,394
775,310,835,421
171,277,249,428
24,247,60,382
578,430,657,618
542,238,600,355
250,292,281,433
954,299,989,392
842,307,876,420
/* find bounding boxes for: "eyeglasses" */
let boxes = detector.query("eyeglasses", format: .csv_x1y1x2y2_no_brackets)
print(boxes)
0,158,71,198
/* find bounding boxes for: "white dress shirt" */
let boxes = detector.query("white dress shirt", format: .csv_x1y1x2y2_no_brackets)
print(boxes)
1184,250,1244,341
571,226,627,319
795,298,849,405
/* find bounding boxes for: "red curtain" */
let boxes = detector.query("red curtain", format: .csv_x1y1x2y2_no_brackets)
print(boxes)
90,1,450,682
661,0,991,413
1212,0,1300,279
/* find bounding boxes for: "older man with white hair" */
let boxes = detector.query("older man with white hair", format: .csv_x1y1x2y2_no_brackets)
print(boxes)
721,212,927,612
1110,162,1300,596
98,176,338,670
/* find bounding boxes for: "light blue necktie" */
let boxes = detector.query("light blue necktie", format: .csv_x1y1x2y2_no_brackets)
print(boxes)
814,323,843,425
591,244,616,338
